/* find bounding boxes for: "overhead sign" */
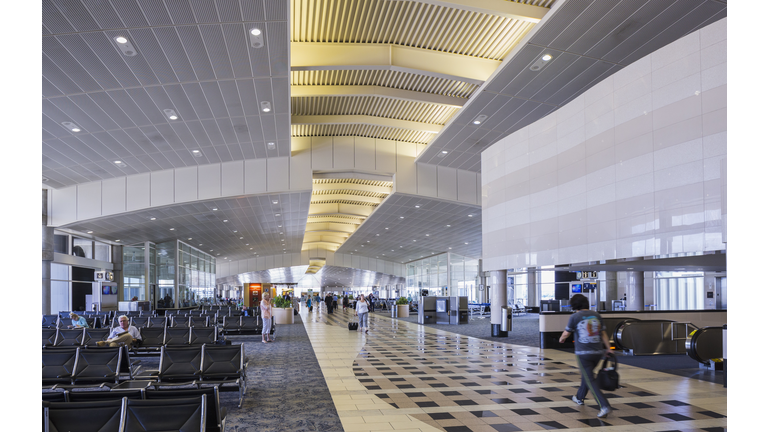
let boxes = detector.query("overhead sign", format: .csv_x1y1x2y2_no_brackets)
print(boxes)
576,271,598,279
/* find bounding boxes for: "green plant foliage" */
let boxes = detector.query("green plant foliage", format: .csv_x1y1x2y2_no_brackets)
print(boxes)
272,296,292,308
396,297,408,305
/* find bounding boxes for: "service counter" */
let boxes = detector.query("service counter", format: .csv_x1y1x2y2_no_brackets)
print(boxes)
539,309,727,349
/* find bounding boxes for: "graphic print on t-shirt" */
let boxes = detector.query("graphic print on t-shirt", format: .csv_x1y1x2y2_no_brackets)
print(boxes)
576,316,602,344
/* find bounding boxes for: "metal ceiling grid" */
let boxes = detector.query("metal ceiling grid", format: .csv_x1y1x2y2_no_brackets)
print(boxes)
291,96,459,124
42,0,291,189
335,193,482,263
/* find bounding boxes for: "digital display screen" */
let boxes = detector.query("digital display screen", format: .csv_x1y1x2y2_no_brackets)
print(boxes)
571,283,582,293
583,282,596,292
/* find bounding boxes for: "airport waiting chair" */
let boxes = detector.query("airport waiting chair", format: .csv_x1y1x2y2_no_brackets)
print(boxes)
152,346,203,385
68,346,122,387
53,328,86,347
133,327,164,355
82,328,110,346
189,316,209,327
122,396,206,432
199,343,247,407
145,387,226,432
190,326,217,346
43,315,60,328
146,316,168,328
164,327,192,346
43,328,57,347
42,348,79,387
66,389,144,402
45,399,123,432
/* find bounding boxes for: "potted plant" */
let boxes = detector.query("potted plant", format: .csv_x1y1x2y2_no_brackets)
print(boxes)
271,296,294,324
396,296,410,318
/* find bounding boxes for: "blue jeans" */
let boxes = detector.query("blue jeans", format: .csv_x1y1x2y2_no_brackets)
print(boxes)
358,312,368,329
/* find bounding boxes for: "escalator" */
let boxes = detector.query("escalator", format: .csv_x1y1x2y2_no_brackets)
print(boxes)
686,326,724,366
614,319,697,355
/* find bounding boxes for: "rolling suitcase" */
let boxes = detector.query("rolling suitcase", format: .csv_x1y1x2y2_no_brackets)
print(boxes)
348,322,358,331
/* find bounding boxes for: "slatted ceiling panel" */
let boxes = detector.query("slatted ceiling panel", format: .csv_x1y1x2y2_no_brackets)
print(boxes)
291,0,529,60
55,35,117,90
83,0,125,28
291,97,457,124
198,25,232,79
291,124,433,144
291,70,479,99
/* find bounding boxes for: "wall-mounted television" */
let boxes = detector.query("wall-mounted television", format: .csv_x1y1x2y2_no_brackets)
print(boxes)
571,283,582,294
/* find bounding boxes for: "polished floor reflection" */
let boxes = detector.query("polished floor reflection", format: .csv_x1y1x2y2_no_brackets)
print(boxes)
304,308,727,432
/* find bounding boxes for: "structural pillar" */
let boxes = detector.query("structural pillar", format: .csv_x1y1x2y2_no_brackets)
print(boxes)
605,271,618,310
489,270,507,337
527,268,538,308
626,271,644,310
42,189,53,315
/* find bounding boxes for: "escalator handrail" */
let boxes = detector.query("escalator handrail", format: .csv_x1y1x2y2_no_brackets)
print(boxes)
686,326,723,364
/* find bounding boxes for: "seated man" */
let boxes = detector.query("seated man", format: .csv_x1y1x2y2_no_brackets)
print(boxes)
98,315,141,348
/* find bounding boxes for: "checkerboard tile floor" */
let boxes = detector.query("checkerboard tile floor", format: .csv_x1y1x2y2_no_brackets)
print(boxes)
303,307,727,432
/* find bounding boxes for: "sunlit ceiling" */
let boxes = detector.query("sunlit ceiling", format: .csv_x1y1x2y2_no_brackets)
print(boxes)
44,0,727,287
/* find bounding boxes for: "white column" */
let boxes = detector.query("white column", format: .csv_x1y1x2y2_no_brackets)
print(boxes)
489,270,507,325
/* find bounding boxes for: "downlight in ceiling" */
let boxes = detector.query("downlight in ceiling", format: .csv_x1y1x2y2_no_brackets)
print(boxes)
249,27,264,48
113,35,137,56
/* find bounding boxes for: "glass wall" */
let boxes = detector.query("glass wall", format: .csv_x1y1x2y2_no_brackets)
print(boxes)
406,253,479,301
123,246,146,301
654,271,704,310
153,240,216,308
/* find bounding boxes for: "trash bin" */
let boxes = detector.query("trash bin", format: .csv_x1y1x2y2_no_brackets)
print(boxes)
500,306,512,332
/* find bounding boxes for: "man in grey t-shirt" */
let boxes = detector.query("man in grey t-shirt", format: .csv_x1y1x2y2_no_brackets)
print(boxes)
559,294,613,418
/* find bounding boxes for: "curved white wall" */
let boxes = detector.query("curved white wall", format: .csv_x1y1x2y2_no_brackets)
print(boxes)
481,18,727,271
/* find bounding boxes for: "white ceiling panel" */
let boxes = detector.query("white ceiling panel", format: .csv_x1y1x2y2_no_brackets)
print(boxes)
43,0,726,286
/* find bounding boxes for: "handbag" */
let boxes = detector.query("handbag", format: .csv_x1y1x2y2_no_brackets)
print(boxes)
596,352,620,391
348,322,358,331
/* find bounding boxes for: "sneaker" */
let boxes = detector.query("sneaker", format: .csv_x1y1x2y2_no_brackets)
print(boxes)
571,396,584,406
597,407,611,418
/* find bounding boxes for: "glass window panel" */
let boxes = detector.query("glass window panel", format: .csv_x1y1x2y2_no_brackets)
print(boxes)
94,241,110,262
72,237,92,259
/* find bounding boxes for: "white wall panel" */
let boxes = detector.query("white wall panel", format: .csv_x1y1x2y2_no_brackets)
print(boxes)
77,182,102,221
437,165,457,200
244,159,267,194
355,137,376,171
312,136,333,170
375,139,397,173
480,18,727,272
51,186,77,226
334,136,355,169
416,163,437,197
267,157,290,192
394,142,417,194
221,161,244,196
126,173,150,212
150,170,174,207
101,177,126,217
174,166,198,203
290,148,312,191
198,164,221,200
457,170,478,204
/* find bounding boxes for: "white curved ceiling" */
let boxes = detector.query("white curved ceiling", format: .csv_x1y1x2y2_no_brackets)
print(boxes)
43,0,727,286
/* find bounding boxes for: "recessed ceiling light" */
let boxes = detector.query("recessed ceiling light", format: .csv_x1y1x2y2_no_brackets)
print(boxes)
468,214,473,217
223,220,228,223
446,224,451,227
275,214,281,217
150,217,156,221
114,36,137,56
191,150,202,157
464,242,468,245
249,27,264,48
233,230,238,233
239,237,244,239
187,238,192,240
61,121,81,132
163,109,179,121
87,231,93,234
260,101,271,112
267,142,275,150
425,234,429,236
212,208,218,211
399,216,404,219
472,115,487,125
114,161,127,168
250,28,262,36
115,36,128,44
115,240,121,242
169,228,175,230
415,205,420,208
272,200,278,204
542,54,553,61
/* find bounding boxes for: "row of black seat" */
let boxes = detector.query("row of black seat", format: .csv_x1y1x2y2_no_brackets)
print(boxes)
44,309,259,329
43,343,247,407
44,395,210,432
43,386,227,431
